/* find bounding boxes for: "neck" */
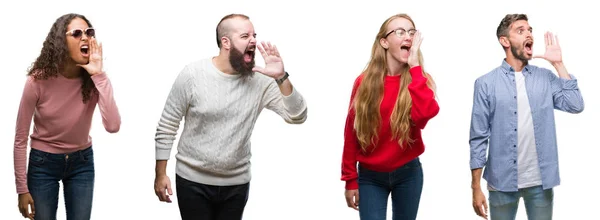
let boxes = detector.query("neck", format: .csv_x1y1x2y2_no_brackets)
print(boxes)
213,51,236,75
386,54,407,76
61,61,82,79
505,52,527,72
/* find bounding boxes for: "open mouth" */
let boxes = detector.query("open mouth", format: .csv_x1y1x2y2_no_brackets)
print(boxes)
81,45,89,56
243,47,255,63
401,45,411,51
524,41,533,55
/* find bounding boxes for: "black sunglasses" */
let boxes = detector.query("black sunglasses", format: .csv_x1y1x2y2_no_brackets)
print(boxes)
65,28,95,38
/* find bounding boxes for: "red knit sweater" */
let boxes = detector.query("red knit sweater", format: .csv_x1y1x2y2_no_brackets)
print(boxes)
341,66,439,190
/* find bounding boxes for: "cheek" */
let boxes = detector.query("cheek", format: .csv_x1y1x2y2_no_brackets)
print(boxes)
386,41,401,54
66,39,79,55
236,40,250,48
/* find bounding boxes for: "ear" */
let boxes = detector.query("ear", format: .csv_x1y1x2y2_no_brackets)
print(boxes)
221,36,231,50
499,36,510,48
379,38,389,49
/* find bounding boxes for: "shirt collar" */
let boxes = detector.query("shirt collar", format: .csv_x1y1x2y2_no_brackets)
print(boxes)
500,59,533,75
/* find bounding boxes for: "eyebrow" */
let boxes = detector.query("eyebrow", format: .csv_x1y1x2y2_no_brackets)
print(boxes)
514,25,532,30
391,27,415,31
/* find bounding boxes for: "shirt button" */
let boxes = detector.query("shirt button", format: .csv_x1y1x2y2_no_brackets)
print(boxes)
514,129,517,131
514,96,516,99
513,145,516,147
514,112,517,114
513,160,516,164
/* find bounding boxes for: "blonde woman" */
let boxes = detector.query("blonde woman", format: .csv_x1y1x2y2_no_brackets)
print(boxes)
341,14,439,220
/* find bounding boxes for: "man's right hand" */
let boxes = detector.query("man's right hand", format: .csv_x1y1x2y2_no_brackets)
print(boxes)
472,188,488,219
18,193,35,219
154,175,173,203
344,189,359,210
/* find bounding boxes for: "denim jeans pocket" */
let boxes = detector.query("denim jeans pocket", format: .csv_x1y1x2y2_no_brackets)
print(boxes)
28,150,47,166
488,191,519,207
400,158,422,170
358,164,378,180
528,188,554,208
80,147,94,163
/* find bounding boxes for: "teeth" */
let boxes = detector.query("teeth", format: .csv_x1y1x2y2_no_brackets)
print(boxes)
81,45,89,49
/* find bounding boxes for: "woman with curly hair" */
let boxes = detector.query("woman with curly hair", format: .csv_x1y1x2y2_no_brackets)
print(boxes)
341,14,439,220
13,13,120,220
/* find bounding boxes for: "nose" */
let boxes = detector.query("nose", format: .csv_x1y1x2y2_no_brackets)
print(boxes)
81,33,89,41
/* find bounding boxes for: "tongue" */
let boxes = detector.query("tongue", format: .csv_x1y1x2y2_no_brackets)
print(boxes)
244,53,252,62
525,46,532,55
400,48,410,57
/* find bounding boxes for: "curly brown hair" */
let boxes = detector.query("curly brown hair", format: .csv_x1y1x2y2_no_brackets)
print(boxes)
27,13,96,103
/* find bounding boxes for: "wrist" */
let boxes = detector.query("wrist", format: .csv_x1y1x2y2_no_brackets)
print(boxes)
409,62,420,69
275,71,289,85
89,71,104,76
551,61,564,68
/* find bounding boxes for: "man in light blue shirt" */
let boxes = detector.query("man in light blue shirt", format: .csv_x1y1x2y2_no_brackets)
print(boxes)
469,14,584,220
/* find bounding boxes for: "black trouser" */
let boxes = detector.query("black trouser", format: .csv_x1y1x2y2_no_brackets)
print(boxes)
176,174,250,220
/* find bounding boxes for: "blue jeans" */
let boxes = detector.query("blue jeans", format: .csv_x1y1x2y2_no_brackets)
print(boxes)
488,185,553,220
175,174,250,220
358,157,424,220
27,146,95,220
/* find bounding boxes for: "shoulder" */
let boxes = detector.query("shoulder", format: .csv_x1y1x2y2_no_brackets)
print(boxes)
176,58,211,82
24,72,53,87
353,73,365,88
476,66,504,84
184,58,210,74
472,66,505,95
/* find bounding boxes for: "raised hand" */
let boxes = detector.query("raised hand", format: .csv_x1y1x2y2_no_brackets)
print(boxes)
252,41,285,79
533,32,562,64
408,31,423,68
77,37,103,75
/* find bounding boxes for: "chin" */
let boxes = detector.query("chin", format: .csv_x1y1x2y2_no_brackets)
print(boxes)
391,55,407,63
77,58,89,65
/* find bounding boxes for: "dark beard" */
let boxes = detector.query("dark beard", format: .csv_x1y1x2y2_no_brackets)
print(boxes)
229,46,255,79
510,42,529,64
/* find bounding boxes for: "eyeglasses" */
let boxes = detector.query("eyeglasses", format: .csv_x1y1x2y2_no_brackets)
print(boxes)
65,28,95,38
385,28,417,38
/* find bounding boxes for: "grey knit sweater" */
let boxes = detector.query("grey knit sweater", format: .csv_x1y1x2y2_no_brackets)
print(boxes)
155,57,307,186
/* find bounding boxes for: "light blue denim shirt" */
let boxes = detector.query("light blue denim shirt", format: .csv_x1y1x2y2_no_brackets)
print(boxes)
469,60,584,192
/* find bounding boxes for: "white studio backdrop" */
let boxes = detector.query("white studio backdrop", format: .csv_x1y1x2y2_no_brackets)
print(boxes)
0,0,598,219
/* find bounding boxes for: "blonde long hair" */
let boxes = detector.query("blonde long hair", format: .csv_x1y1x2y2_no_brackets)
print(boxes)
353,14,436,153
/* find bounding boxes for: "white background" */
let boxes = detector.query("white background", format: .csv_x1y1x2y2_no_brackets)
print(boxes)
1,0,598,219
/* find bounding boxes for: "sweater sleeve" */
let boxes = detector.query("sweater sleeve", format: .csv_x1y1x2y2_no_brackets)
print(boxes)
155,67,193,160
341,75,363,190
13,77,39,194
91,73,121,133
408,66,440,129
263,80,308,124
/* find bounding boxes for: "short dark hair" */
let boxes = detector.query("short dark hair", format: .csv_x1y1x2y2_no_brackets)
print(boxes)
496,14,528,39
216,14,250,48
